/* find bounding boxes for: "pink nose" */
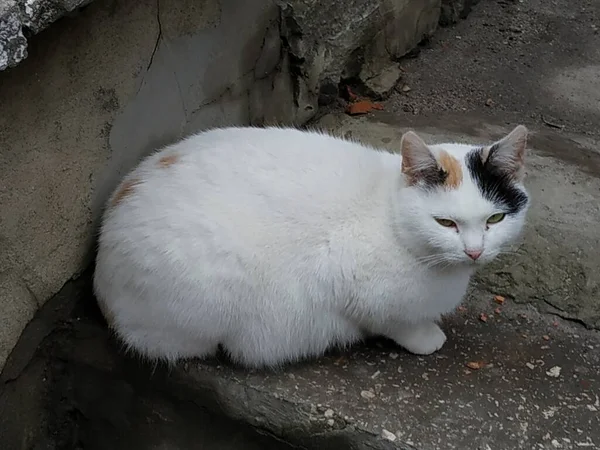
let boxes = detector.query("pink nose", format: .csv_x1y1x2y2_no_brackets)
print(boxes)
464,249,483,260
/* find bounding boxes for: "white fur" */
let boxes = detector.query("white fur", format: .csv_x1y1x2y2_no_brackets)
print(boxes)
94,127,528,367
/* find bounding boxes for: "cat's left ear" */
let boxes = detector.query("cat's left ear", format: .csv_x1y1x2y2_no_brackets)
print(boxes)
483,125,528,181
400,131,441,186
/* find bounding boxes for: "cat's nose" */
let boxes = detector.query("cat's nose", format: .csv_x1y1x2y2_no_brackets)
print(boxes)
464,249,483,260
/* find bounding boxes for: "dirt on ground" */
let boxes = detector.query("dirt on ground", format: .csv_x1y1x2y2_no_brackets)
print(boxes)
388,0,600,140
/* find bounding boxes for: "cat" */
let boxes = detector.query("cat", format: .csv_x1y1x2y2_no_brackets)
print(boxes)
94,125,529,368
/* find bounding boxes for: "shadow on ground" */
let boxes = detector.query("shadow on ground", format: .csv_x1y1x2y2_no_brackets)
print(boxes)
0,274,301,450
1,266,598,450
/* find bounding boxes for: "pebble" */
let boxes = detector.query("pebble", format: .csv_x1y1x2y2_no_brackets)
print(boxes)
382,429,397,442
546,366,562,378
324,409,334,418
361,390,376,400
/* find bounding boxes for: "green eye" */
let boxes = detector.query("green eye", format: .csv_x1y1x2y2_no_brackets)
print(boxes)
435,218,457,228
487,213,506,224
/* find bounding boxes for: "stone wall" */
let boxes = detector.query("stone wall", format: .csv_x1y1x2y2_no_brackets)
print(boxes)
0,0,474,371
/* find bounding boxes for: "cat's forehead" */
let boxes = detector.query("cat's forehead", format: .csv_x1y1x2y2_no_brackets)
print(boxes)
427,143,479,192
430,181,497,218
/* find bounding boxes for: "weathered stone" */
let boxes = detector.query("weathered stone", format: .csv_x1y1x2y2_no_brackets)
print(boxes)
0,0,26,70
18,0,92,33
0,0,93,69
439,0,482,26
280,0,441,103
360,63,403,99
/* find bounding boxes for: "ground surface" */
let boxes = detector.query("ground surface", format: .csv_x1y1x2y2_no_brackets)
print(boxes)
2,1,600,449
388,0,600,140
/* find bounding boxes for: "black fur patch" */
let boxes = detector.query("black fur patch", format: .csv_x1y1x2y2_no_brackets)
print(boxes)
465,147,528,214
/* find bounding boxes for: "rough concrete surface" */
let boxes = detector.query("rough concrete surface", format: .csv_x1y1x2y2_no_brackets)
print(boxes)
388,0,600,139
0,0,27,70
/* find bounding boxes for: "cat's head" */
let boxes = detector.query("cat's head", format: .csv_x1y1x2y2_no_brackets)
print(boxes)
398,125,530,266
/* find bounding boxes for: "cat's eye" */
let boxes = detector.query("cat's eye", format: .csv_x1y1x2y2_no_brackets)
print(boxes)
487,213,506,224
435,218,457,228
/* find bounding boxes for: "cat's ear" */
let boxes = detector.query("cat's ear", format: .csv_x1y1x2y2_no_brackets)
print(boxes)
482,125,528,181
400,131,442,186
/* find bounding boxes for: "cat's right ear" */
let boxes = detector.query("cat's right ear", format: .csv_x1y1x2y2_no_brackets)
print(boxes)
400,131,442,187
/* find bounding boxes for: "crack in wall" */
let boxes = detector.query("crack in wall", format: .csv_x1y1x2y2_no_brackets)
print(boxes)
145,0,163,73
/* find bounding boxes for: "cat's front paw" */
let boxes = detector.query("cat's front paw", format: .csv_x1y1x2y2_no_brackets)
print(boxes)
392,321,447,355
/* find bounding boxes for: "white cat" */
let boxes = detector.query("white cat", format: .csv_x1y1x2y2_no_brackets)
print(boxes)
94,125,529,368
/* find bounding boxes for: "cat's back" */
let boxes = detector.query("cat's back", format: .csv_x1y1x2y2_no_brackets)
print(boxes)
156,126,379,193
100,127,392,265
107,127,386,229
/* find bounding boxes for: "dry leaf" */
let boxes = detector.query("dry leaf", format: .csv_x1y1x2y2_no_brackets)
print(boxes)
345,100,384,115
334,356,347,365
542,335,551,341
494,307,502,314
494,295,505,304
466,361,486,370
479,313,488,322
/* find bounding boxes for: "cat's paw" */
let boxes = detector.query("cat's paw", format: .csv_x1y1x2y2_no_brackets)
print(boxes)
392,321,447,355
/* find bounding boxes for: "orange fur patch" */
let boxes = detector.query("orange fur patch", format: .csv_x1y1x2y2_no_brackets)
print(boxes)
158,153,179,168
111,178,141,207
438,151,463,189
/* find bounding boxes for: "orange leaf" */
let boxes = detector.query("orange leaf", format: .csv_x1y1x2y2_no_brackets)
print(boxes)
479,313,488,323
466,361,486,370
494,295,505,304
345,100,384,115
